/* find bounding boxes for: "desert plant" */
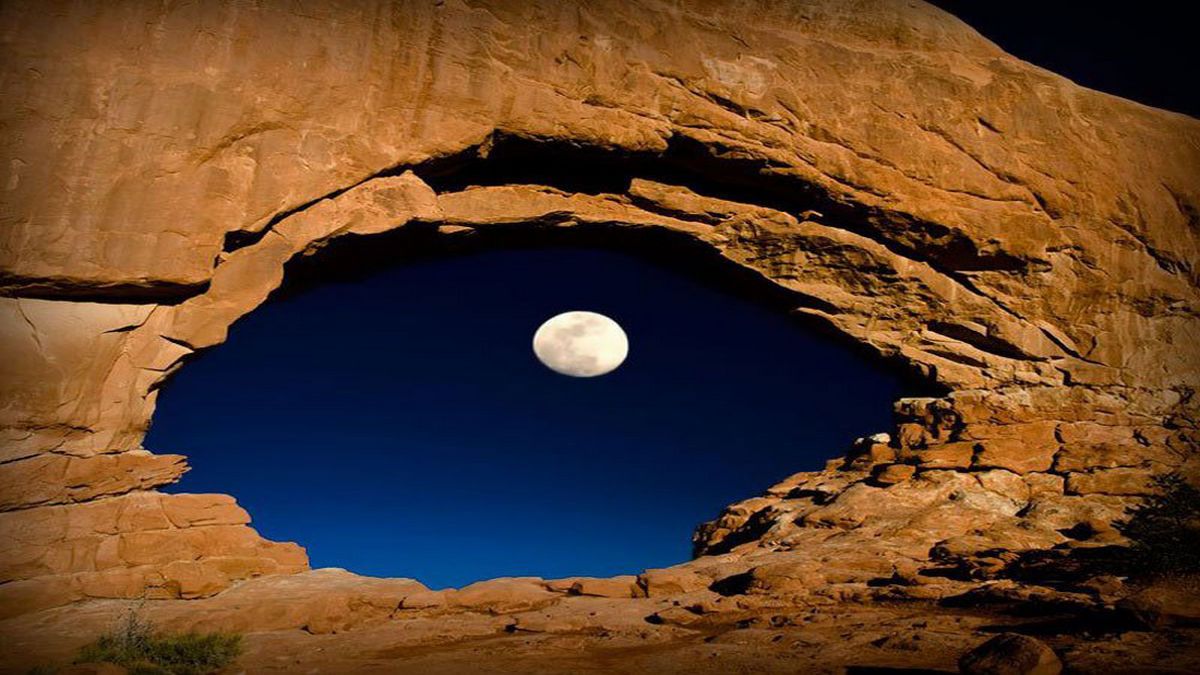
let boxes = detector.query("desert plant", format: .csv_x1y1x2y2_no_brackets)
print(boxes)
74,603,242,675
1116,472,1200,578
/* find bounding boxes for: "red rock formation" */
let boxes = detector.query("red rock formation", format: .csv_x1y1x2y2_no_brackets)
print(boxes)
0,1,1197,669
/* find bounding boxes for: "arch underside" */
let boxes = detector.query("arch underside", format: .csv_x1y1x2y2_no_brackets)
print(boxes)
103,133,1105,455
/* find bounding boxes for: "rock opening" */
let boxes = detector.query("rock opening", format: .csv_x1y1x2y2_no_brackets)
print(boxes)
149,240,922,587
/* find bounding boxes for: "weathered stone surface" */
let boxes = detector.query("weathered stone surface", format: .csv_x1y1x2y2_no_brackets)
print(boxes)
874,463,917,485
450,577,560,613
399,577,561,614
0,452,187,511
1064,468,1157,496
0,491,305,617
1054,422,1182,472
509,596,658,634
159,493,251,529
638,568,711,597
78,568,431,636
735,559,828,596
846,436,899,470
959,633,1062,675
1,562,1198,674
974,438,1056,474
566,575,641,599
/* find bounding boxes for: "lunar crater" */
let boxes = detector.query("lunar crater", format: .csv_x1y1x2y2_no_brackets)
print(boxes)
532,311,629,377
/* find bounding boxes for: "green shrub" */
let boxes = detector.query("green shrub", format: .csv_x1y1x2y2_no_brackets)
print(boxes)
1116,472,1200,578
74,605,242,675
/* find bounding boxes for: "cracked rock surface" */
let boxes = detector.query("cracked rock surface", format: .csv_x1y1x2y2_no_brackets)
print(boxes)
0,0,1198,671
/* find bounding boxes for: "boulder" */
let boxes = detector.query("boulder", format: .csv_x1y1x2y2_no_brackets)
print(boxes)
568,575,641,599
646,605,705,627
902,442,975,469
637,568,710,597
959,633,1062,675
155,568,428,635
449,577,558,613
874,464,917,485
739,561,826,596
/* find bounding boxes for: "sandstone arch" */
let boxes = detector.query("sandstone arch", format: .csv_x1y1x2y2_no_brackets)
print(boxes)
1,0,1198,623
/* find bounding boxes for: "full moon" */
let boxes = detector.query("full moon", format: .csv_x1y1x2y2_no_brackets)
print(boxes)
532,311,629,377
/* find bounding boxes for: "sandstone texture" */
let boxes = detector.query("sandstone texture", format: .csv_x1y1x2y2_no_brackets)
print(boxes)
1,0,1199,671
959,633,1062,675
3,565,1198,674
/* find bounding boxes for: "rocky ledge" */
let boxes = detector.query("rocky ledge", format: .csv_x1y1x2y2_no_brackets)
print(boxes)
2,562,1197,672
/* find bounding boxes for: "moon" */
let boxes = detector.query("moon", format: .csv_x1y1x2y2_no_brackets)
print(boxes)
532,311,629,377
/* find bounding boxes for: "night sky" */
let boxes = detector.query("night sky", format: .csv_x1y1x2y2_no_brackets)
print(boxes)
150,246,908,588
930,1,1197,117
147,4,1188,590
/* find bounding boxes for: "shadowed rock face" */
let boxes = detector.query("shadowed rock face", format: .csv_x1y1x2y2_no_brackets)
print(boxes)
0,0,1197,648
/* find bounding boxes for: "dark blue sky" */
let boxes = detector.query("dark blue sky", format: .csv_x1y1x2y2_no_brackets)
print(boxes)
149,245,908,588
931,1,1196,117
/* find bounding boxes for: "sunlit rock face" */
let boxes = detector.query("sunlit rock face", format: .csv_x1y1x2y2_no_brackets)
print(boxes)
0,0,1197,655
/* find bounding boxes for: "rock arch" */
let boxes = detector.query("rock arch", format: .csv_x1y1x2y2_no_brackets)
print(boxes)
0,0,1197,620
